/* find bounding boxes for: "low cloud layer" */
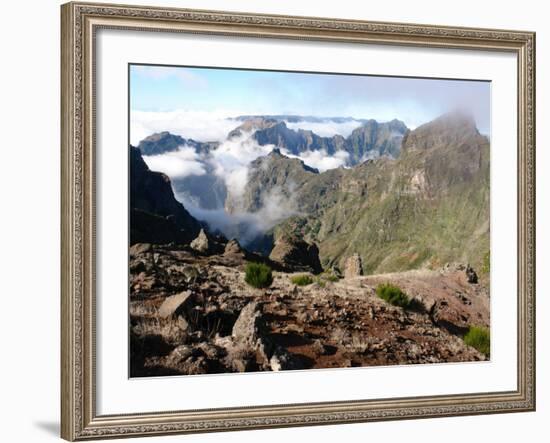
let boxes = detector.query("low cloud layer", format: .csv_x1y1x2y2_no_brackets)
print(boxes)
131,110,240,146
285,120,362,138
180,184,300,247
283,149,350,172
134,112,377,244
208,132,274,203
143,145,206,178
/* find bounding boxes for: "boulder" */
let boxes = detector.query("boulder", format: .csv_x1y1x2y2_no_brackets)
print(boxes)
466,264,478,284
129,243,152,258
158,291,192,318
344,253,363,278
231,302,266,345
269,235,322,274
269,347,305,371
224,238,243,255
190,229,210,254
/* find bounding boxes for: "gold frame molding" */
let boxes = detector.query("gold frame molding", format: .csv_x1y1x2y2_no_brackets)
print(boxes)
61,1,536,440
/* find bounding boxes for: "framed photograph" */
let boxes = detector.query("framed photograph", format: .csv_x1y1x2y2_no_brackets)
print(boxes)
61,1,536,440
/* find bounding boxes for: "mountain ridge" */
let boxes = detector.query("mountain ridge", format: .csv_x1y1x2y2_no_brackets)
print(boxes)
237,111,490,273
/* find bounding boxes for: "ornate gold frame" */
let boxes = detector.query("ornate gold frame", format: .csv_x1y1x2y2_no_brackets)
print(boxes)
61,1,536,440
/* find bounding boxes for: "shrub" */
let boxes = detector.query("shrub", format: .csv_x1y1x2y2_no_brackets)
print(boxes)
375,283,411,308
244,262,273,288
291,274,314,286
463,326,490,356
324,274,340,282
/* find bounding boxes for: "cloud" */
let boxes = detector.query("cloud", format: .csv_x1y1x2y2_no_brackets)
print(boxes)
207,131,274,203
142,145,206,178
131,110,240,145
283,149,350,172
285,120,362,137
180,185,300,248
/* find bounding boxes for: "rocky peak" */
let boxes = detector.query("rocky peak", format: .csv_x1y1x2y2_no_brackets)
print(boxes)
228,117,279,139
345,119,407,160
137,131,218,156
402,110,482,152
138,131,186,155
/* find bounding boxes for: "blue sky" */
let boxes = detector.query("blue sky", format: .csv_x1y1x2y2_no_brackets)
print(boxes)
130,64,490,134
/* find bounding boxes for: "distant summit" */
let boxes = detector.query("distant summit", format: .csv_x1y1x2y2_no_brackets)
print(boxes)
138,131,218,156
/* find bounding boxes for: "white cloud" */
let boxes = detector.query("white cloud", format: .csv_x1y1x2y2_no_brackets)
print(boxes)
180,185,299,248
134,110,363,247
131,110,241,145
142,146,206,178
283,148,350,172
285,120,362,138
208,132,275,203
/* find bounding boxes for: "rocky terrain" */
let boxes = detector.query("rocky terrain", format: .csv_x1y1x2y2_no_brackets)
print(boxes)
130,239,488,377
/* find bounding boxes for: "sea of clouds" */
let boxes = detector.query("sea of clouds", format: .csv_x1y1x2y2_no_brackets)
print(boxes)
134,110,361,245
284,119,363,138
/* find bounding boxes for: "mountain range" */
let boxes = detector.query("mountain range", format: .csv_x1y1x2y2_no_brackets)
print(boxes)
131,110,490,274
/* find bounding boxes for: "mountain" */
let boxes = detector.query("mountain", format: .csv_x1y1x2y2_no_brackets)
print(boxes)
138,131,218,156
253,121,346,156
227,117,279,139
130,145,202,244
238,111,490,273
225,148,319,214
346,119,407,160
251,118,407,163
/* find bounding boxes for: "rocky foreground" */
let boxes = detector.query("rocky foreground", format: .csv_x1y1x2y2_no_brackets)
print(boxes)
130,239,489,377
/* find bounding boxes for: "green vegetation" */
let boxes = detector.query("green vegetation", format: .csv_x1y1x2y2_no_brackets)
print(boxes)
290,274,314,286
463,326,490,356
481,251,490,274
375,283,412,309
244,262,273,289
273,129,490,275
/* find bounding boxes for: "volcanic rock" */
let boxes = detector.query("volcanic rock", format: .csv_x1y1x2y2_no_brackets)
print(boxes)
269,235,322,274
190,229,210,254
344,253,363,278
158,291,192,318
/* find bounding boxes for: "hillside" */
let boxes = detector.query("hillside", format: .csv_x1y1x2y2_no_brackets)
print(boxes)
238,112,490,273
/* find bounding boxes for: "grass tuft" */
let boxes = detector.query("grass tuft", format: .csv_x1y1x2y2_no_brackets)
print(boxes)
244,262,273,288
375,283,411,309
291,274,314,286
463,326,490,356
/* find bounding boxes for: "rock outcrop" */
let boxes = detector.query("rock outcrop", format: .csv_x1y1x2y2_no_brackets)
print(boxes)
224,239,244,256
344,253,363,278
190,229,210,254
130,146,201,245
269,235,322,274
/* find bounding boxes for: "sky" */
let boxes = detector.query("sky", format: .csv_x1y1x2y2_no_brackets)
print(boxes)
129,64,491,137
